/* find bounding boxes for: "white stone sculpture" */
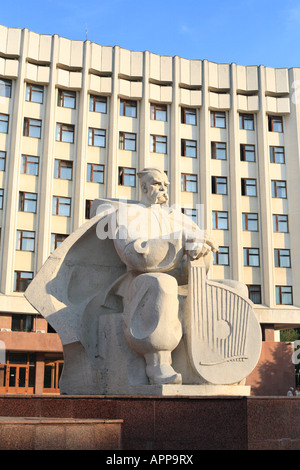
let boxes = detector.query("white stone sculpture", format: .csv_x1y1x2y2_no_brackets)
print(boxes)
25,168,262,396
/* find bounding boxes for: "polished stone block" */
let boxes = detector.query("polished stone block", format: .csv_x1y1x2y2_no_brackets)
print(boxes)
0,416,122,450
0,395,299,450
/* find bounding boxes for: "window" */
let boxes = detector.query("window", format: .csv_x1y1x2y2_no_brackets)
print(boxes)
273,214,288,233
56,123,74,143
14,271,33,292
16,230,35,252
88,127,105,147
150,103,167,121
213,246,229,265
0,352,36,391
182,208,197,223
0,79,12,98
11,314,34,332
271,180,287,198
43,358,63,392
239,113,254,130
181,139,197,158
52,196,71,217
212,211,228,230
241,178,257,196
247,285,262,304
0,151,6,171
58,89,76,108
0,189,3,209
274,249,291,268
89,95,107,113
19,192,37,213
276,285,293,305
243,247,260,267
150,135,167,154
119,167,136,187
51,233,68,252
54,159,73,180
181,107,197,125
25,84,43,103
85,200,92,219
270,146,285,163
120,99,137,117
210,111,226,128
211,142,226,160
23,118,41,138
212,176,227,195
119,132,136,151
240,144,255,162
181,174,197,192
242,213,258,231
21,155,39,176
0,113,9,134
268,115,283,132
87,163,104,183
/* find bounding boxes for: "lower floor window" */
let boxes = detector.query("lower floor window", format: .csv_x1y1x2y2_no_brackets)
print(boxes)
119,167,136,187
247,285,262,304
52,196,71,216
0,352,36,392
276,285,293,305
43,358,64,392
11,314,34,332
51,233,68,252
13,271,33,292
213,246,229,265
181,173,197,192
0,352,64,394
87,163,104,183
182,208,197,223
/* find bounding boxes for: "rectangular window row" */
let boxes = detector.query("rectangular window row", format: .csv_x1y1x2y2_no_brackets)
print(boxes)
0,79,287,132
210,177,287,198
212,142,285,163
246,285,293,306
0,96,287,166
210,112,284,133
0,141,287,171
16,191,72,216
212,245,290,268
0,186,291,214
2,153,106,183
0,81,286,147
212,211,289,233
12,265,293,306
212,254,293,305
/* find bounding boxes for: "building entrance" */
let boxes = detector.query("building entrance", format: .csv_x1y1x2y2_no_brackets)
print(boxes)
0,352,35,394
43,358,63,394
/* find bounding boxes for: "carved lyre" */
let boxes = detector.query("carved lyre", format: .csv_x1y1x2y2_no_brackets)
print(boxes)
187,257,262,385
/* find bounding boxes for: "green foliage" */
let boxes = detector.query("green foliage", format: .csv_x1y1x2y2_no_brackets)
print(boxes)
280,328,300,342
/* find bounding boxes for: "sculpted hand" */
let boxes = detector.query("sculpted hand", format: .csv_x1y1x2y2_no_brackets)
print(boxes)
185,234,218,260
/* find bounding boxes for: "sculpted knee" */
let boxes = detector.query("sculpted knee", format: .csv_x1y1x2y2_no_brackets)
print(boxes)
140,273,178,296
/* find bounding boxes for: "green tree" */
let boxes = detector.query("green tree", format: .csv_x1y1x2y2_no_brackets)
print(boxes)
280,328,300,342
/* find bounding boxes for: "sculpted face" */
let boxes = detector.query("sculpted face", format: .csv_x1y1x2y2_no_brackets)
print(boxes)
141,170,170,205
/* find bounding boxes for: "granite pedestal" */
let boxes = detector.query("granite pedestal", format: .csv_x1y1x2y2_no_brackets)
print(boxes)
0,395,299,450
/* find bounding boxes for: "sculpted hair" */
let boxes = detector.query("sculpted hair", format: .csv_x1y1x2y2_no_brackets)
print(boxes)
137,167,170,185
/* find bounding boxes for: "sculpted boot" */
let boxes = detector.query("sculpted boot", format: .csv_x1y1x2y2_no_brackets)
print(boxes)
144,351,182,385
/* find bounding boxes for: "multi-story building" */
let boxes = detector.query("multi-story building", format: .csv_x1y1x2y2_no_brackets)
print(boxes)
0,25,299,394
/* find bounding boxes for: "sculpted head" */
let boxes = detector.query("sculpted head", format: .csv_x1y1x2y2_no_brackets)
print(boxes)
137,168,170,206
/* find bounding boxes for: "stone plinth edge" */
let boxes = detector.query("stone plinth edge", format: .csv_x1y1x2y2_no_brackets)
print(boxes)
122,384,251,396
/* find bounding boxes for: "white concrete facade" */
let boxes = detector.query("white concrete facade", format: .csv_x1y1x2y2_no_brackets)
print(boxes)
0,25,300,335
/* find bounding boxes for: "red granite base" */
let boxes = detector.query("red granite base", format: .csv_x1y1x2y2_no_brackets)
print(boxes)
0,416,122,450
0,395,299,450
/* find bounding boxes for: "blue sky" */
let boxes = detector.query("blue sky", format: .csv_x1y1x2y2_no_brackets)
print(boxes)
1,0,300,68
